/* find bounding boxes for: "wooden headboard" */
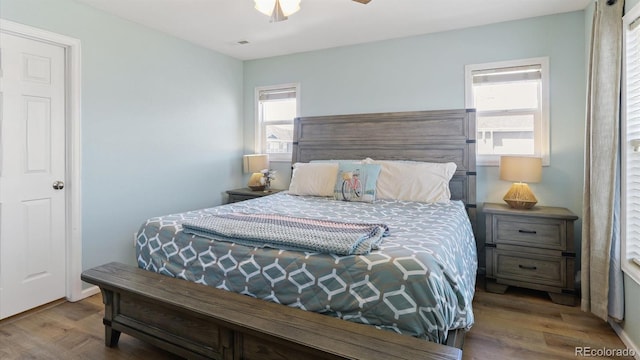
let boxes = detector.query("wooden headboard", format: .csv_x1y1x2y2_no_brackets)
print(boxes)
291,108,477,233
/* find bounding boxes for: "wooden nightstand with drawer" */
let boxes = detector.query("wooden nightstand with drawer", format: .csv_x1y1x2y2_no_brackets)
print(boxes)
226,188,283,204
484,202,579,305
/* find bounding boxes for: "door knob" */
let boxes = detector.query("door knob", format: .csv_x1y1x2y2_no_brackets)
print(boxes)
53,181,64,190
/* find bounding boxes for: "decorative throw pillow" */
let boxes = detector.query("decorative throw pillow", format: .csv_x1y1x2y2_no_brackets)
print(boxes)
363,158,456,203
333,163,382,203
288,162,339,197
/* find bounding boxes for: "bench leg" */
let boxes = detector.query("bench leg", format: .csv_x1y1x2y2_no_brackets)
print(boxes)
100,288,121,347
105,325,121,347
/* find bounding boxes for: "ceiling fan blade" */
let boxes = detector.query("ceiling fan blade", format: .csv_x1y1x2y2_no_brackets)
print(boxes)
352,0,372,4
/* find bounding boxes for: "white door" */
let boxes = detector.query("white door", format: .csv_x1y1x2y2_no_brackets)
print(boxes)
0,32,67,319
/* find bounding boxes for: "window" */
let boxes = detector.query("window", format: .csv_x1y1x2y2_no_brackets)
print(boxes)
622,5,640,285
465,58,550,166
255,84,299,162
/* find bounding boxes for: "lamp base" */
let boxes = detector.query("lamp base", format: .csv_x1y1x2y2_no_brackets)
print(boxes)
503,182,537,209
248,172,265,191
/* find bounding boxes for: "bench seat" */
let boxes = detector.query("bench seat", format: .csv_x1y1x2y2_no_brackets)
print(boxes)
81,262,463,360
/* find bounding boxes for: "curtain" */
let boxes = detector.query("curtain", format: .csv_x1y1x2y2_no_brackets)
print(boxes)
582,0,625,322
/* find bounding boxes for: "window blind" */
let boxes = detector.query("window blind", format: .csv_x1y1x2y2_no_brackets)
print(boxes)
259,87,297,101
255,84,298,162
624,12,640,272
472,64,542,84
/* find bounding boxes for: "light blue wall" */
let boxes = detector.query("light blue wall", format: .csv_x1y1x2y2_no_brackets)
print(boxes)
244,11,587,268
1,0,244,271
3,0,638,351
623,276,640,349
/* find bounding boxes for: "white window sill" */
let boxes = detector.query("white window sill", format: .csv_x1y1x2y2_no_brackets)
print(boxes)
622,260,640,286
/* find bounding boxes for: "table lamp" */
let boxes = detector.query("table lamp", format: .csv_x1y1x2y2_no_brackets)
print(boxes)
243,154,269,191
499,156,542,209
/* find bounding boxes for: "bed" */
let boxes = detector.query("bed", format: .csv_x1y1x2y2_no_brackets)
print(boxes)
135,109,478,344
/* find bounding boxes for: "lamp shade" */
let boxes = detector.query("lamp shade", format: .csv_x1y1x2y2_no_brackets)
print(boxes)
243,154,269,174
499,156,542,183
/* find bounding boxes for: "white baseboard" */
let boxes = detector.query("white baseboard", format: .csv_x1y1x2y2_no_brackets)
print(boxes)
69,285,100,302
609,320,640,360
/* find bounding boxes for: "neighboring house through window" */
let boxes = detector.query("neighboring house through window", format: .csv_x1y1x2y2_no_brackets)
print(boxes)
465,57,550,166
255,84,299,162
622,4,640,286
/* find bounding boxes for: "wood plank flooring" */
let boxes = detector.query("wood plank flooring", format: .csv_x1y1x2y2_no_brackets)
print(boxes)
465,282,633,360
0,281,633,359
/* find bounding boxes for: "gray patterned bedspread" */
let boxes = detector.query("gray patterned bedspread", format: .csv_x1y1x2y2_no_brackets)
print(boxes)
136,192,477,344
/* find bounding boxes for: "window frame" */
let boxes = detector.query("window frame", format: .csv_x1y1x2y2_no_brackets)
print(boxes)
254,83,300,162
622,3,640,286
465,57,550,166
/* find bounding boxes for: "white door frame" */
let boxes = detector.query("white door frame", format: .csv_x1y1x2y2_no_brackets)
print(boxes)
0,19,85,302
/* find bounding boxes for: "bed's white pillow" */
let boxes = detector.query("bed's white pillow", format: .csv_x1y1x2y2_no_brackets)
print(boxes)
288,162,339,197
363,158,457,203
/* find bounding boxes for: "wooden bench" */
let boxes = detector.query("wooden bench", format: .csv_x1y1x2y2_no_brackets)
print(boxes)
81,262,463,360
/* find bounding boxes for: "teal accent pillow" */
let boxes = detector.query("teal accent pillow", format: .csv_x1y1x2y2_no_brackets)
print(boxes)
333,163,382,203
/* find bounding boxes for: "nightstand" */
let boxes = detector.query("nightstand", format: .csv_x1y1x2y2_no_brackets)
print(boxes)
484,203,579,305
226,188,284,204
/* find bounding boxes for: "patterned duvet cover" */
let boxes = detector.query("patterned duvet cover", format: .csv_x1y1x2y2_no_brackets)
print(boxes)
136,192,477,344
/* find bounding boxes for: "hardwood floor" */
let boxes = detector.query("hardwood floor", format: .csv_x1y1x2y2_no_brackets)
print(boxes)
465,283,633,360
0,295,180,360
0,282,633,360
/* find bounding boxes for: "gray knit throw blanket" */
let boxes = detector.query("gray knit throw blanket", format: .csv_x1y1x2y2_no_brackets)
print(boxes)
182,213,389,255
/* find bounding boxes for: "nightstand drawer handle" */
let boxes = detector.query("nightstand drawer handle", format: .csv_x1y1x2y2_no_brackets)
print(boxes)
518,264,537,270
518,229,537,234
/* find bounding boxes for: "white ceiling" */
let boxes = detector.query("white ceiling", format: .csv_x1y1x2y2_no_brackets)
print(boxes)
75,0,592,60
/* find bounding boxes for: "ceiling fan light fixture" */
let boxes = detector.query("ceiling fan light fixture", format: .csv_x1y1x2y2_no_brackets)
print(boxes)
277,0,301,16
254,0,275,16
255,0,301,22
